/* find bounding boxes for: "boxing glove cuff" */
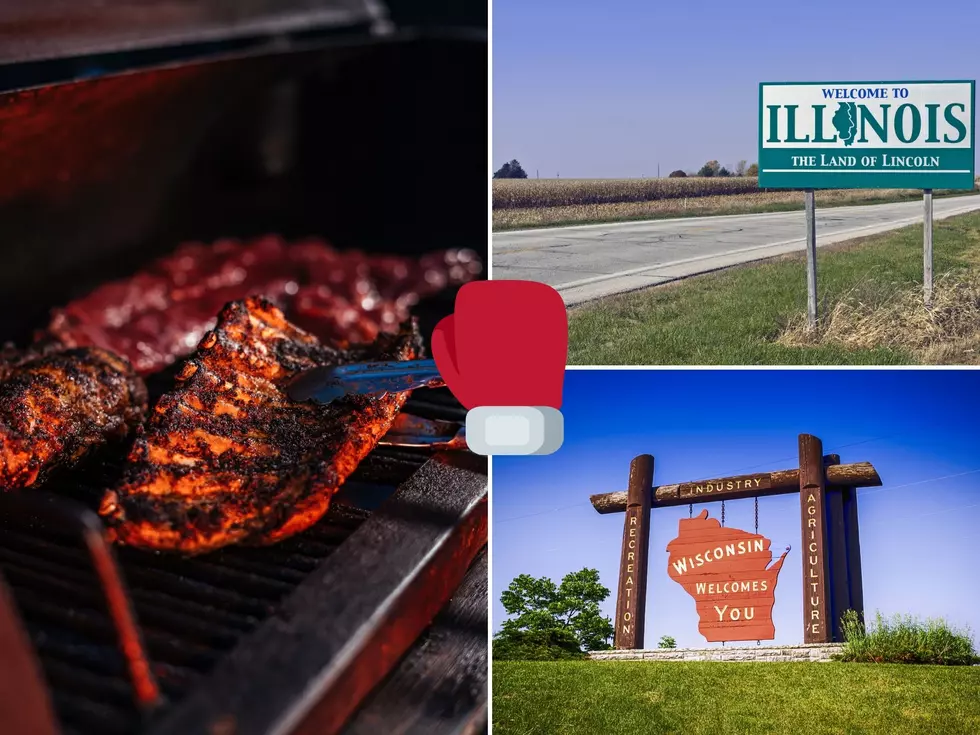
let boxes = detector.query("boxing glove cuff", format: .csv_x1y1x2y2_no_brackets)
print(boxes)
465,406,564,456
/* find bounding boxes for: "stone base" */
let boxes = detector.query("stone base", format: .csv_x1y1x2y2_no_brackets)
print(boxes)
589,643,843,663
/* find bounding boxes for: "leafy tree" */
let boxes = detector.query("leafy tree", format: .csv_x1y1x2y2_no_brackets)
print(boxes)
746,162,759,176
658,635,677,649
717,166,732,177
735,160,747,176
492,629,585,660
697,160,720,177
499,568,615,652
668,169,687,178
493,159,528,179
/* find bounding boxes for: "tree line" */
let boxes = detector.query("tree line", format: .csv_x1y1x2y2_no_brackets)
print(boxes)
493,158,760,179
680,159,759,178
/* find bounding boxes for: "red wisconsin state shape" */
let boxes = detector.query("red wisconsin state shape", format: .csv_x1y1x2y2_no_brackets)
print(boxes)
430,281,568,410
666,510,789,643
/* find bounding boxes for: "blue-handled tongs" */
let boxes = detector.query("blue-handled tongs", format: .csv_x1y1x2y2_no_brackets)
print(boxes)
286,359,466,451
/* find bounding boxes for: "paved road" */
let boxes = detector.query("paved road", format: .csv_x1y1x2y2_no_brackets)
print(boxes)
493,195,980,306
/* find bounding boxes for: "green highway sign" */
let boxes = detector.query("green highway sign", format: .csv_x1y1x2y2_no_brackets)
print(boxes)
758,81,975,189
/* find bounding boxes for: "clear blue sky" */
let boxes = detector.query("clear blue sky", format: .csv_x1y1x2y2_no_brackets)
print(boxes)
491,369,980,648
492,0,980,177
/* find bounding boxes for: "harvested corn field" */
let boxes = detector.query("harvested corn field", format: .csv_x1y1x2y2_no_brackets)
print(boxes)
492,177,979,230
493,176,760,209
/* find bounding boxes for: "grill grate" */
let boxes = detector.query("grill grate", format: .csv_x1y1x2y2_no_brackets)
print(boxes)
0,387,466,735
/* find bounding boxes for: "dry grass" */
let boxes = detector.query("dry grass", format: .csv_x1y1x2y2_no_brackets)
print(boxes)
777,272,980,364
493,180,976,231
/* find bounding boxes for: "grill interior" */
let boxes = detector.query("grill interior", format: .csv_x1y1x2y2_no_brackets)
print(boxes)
0,388,472,734
0,34,487,347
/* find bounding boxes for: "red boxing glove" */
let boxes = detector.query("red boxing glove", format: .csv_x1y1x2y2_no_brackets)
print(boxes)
431,280,567,410
432,281,567,455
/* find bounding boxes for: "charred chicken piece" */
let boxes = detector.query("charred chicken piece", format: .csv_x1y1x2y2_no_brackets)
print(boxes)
0,348,148,489
99,296,421,554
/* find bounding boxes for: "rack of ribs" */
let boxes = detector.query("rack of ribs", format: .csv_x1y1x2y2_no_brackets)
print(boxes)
99,296,421,554
0,347,147,489
46,236,480,375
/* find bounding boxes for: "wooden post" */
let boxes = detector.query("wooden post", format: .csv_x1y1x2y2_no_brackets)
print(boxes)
805,189,818,329
924,188,934,306
843,487,865,623
614,454,653,649
824,454,850,641
799,434,831,643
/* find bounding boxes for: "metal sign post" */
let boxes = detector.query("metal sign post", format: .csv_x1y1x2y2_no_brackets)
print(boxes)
924,188,934,306
805,190,818,329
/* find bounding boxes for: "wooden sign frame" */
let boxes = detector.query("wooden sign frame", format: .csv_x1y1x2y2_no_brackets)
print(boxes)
590,434,881,648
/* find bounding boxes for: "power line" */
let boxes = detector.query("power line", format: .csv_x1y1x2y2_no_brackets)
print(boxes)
864,500,980,525
495,500,591,524
859,468,980,498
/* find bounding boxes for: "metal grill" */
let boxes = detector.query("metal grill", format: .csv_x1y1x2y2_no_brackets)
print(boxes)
0,389,473,735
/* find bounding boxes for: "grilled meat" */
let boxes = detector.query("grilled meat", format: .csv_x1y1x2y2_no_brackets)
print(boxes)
0,348,147,489
46,236,480,375
99,296,421,553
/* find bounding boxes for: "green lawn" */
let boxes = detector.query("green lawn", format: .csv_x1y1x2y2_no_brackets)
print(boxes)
493,661,980,735
567,211,980,365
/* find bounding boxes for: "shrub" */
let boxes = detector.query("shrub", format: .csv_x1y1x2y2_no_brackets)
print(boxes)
492,629,587,661
658,635,677,649
668,170,687,178
493,159,528,179
835,610,980,665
